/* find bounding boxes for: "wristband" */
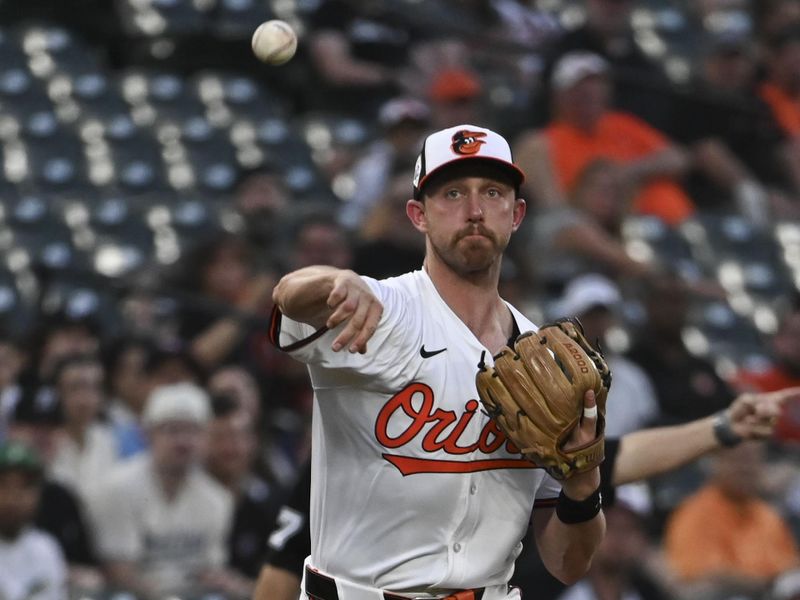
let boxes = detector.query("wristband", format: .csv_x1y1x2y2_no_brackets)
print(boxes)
556,486,602,524
712,410,743,448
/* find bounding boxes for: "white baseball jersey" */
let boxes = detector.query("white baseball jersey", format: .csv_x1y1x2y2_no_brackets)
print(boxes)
272,269,561,592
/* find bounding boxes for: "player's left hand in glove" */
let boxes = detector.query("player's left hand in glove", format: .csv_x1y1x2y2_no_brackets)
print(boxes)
475,318,612,480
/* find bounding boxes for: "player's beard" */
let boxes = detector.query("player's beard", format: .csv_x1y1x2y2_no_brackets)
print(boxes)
429,223,509,276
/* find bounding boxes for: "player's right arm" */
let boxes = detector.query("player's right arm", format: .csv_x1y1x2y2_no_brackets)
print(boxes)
272,266,384,354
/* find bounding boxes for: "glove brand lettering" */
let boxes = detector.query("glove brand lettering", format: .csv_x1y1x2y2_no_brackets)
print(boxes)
375,382,536,475
563,341,590,374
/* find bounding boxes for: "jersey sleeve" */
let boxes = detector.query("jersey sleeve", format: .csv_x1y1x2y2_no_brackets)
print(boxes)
270,276,421,385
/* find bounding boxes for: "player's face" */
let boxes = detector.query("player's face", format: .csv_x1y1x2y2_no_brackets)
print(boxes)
409,167,525,276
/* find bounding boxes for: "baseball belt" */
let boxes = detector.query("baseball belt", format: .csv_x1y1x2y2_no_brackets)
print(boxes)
304,565,487,600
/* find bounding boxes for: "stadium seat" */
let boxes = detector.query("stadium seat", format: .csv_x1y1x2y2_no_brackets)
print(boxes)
193,72,285,121
210,0,274,39
115,0,206,38
622,214,706,279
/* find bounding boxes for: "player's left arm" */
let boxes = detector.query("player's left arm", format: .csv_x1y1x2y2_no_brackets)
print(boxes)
530,391,606,585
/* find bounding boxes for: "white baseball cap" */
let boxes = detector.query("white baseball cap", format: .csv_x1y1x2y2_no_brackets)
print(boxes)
378,96,430,128
412,124,525,199
142,382,211,427
551,51,609,91
555,273,621,317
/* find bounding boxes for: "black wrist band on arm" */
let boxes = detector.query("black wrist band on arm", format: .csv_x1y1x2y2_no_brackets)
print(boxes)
713,410,743,447
556,486,602,524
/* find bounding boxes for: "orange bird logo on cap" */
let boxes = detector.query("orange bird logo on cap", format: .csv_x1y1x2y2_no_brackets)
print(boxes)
451,130,486,155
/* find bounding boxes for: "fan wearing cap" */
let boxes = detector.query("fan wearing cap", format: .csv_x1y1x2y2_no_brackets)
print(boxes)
515,51,695,226
268,124,605,600
340,96,430,231
0,441,67,600
552,274,659,437
86,383,236,599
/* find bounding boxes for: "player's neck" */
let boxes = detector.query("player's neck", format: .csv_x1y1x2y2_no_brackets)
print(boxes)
424,260,512,353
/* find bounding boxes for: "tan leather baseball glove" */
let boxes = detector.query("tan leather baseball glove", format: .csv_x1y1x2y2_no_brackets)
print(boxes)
476,318,611,480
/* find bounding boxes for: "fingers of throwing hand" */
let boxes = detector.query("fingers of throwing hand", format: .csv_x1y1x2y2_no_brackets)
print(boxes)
333,297,371,353
326,287,383,353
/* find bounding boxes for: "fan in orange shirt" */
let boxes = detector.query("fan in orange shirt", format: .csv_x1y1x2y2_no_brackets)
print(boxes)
759,25,800,137
516,51,694,225
664,441,800,596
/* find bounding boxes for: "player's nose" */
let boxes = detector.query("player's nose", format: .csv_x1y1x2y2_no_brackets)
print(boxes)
465,192,484,220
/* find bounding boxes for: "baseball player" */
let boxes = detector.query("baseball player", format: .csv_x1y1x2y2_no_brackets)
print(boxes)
269,124,606,600
254,386,799,600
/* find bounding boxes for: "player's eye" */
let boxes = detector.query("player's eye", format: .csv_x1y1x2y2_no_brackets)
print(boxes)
486,188,501,198
445,189,462,199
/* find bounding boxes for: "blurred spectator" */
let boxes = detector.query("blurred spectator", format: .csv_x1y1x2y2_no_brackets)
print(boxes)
673,27,800,224
235,166,291,247
172,233,276,371
556,483,670,600
0,334,24,440
205,395,284,593
428,67,484,129
0,441,67,600
758,1,800,44
48,353,121,504
287,213,354,272
142,340,203,391
627,271,735,424
553,274,660,437
303,0,417,113
104,337,152,458
352,171,426,280
524,159,652,289
427,67,485,130
515,51,695,225
207,363,289,484
760,26,800,139
208,364,263,425
736,307,800,442
7,395,104,592
664,442,800,597
20,311,101,392
534,0,675,130
88,383,236,599
340,96,430,231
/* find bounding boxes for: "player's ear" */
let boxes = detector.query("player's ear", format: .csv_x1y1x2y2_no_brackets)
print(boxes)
511,198,526,232
406,199,427,233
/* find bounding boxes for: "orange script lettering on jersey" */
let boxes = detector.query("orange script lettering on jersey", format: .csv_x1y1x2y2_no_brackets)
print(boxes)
374,382,538,475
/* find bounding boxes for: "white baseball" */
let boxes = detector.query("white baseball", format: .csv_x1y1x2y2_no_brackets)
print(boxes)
251,20,297,66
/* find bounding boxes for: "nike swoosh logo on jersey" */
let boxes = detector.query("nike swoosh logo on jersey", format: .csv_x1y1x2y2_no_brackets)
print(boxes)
419,345,447,358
